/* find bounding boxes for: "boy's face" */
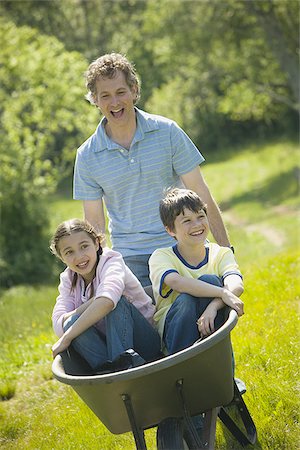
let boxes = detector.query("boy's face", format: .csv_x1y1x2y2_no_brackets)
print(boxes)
166,207,209,246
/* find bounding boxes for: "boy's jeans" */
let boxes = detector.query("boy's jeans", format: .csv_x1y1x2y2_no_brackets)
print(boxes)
163,274,225,354
63,296,161,370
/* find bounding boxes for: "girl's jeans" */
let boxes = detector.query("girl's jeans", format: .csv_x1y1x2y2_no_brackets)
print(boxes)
163,274,226,354
63,296,161,370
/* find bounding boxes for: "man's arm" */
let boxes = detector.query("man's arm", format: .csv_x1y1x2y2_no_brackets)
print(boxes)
83,199,107,246
180,167,230,247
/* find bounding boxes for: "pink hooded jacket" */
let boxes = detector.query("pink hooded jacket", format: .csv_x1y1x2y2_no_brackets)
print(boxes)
52,247,155,337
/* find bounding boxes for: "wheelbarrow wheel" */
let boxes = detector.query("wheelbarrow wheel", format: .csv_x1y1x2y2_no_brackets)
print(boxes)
156,417,186,450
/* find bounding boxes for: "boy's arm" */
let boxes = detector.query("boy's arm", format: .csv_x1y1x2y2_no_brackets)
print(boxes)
197,298,224,337
197,274,243,337
196,273,244,337
164,272,244,316
223,274,244,297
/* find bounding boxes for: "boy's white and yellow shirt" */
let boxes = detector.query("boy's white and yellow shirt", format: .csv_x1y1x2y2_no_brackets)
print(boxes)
149,242,242,338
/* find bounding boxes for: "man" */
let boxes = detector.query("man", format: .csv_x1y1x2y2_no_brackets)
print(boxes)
73,52,231,287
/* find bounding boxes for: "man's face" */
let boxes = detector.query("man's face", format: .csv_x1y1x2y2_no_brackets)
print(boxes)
94,70,137,126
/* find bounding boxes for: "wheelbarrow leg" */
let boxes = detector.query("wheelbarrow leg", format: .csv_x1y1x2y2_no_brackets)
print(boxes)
121,394,147,450
218,381,257,446
201,408,219,450
176,379,210,450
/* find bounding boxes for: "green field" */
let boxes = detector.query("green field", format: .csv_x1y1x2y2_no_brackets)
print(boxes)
1,139,299,449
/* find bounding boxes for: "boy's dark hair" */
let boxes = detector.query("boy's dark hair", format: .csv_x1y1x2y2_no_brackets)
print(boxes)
159,188,207,231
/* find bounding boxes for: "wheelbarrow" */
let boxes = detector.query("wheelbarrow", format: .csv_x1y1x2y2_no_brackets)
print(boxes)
52,306,257,449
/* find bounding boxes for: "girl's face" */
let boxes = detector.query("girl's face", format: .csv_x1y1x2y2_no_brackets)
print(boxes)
58,231,99,284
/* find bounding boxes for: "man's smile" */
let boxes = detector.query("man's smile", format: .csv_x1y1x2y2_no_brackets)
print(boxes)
111,108,124,118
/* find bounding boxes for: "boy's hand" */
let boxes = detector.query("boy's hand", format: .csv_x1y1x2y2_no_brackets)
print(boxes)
197,302,219,337
52,334,72,359
221,289,244,316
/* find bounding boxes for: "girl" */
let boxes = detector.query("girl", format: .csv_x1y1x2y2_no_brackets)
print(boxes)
50,218,161,372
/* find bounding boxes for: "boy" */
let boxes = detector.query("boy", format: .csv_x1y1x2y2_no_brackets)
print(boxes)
149,187,244,354
149,187,245,447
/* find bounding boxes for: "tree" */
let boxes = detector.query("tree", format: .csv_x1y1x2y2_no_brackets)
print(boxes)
143,0,299,148
0,19,97,286
1,0,298,152
246,0,299,110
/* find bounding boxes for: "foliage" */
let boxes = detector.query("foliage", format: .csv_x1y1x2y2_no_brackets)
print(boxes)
1,1,298,150
0,1,298,284
144,0,299,148
0,19,97,286
0,0,148,61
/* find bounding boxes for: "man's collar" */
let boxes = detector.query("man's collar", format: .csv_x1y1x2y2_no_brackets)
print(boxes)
93,108,159,152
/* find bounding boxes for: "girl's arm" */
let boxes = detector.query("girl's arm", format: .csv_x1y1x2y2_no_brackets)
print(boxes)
52,296,114,358
60,297,95,326
52,272,77,337
164,272,244,316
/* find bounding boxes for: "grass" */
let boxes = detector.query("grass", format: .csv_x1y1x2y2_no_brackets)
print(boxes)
1,138,299,449
202,138,299,267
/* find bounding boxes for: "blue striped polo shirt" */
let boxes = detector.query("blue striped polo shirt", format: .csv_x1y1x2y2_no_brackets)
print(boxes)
73,108,204,256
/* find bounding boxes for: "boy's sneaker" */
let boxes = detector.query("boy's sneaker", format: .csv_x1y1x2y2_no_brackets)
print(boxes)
235,377,247,395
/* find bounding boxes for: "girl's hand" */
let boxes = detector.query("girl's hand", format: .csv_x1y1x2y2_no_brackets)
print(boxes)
197,303,218,337
221,289,244,317
52,334,72,359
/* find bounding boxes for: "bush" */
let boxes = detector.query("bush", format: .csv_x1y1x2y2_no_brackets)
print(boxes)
0,19,97,286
